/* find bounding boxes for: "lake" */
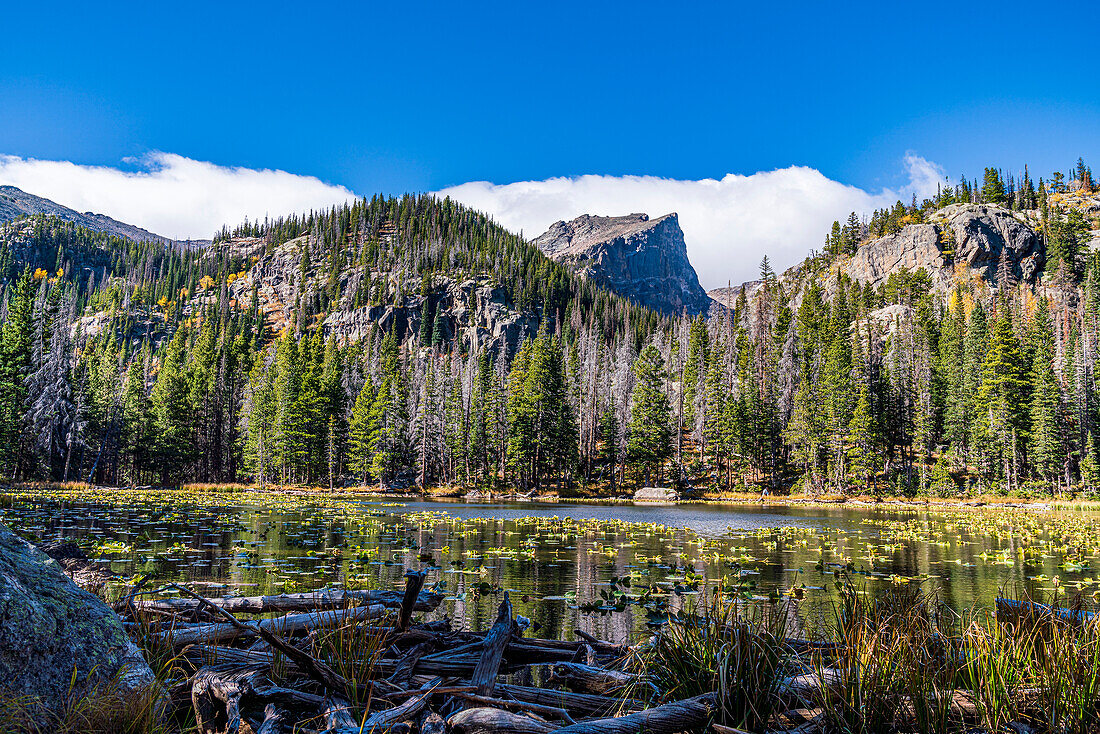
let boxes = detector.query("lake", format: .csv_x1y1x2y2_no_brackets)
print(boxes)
3,487,1099,643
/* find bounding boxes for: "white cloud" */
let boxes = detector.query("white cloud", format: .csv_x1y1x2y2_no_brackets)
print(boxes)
439,154,947,289
0,150,947,289
0,152,357,240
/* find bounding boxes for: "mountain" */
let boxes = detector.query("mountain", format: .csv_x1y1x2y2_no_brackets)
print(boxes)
4,163,1100,500
531,212,711,315
0,185,210,247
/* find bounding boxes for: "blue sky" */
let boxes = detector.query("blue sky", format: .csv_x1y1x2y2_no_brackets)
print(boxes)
1,0,1097,284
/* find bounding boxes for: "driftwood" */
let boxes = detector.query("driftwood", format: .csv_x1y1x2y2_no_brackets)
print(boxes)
191,664,323,734
447,707,556,734
497,683,647,717
553,692,718,734
169,584,378,701
419,711,446,734
154,603,387,646
257,703,293,734
399,569,428,630
153,571,731,734
322,696,357,729
996,597,1096,624
135,587,443,616
548,661,640,695
470,591,513,697
453,692,576,724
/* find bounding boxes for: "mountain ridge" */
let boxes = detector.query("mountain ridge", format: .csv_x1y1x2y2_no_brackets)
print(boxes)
0,185,210,247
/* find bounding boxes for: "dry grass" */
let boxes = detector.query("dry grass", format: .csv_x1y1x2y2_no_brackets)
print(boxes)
645,579,1100,733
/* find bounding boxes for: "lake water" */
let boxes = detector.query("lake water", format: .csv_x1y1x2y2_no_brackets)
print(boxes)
3,488,1099,643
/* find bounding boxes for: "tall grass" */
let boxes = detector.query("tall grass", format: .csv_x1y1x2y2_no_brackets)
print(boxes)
0,670,168,734
644,578,1100,733
643,583,794,731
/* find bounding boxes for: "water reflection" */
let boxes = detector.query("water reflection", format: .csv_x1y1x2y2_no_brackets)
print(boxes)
3,493,1099,643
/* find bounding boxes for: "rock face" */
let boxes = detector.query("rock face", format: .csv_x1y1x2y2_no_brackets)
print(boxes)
532,213,711,315
846,204,1042,292
214,236,542,352
0,522,155,720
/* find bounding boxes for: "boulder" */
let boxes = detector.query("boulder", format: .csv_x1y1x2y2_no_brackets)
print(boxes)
633,487,678,502
0,522,156,721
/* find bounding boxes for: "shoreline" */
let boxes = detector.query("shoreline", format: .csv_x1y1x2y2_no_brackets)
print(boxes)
6,481,1099,514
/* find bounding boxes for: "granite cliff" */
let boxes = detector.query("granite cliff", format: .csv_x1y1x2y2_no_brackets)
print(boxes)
845,203,1042,292
532,212,711,315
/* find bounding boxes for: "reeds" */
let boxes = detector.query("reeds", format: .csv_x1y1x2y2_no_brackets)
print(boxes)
643,583,794,731
644,578,1100,733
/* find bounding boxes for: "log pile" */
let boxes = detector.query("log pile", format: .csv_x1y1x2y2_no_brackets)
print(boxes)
123,573,711,734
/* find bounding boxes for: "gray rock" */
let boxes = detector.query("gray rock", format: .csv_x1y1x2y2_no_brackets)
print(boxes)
633,487,677,502
0,522,155,721
845,204,1041,293
532,213,711,315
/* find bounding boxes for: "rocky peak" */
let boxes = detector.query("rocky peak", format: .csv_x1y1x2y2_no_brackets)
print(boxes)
532,212,711,315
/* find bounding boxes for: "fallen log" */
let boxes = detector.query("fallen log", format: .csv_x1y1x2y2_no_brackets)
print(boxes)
452,692,575,724
342,687,434,733
389,640,437,687
154,603,388,646
574,628,628,656
548,662,641,696
420,711,446,734
552,692,718,734
496,684,647,717
191,665,269,734
471,591,513,697
323,696,357,730
132,587,443,616
996,597,1096,624
447,707,556,734
257,703,293,734
169,584,379,701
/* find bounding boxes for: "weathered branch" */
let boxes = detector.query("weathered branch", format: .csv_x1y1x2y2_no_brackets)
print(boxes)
552,692,718,734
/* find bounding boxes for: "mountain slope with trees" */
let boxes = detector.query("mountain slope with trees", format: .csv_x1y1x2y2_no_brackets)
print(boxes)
1,160,1098,498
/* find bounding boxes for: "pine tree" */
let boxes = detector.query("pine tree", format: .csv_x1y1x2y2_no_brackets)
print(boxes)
784,377,823,489
981,167,1006,204
150,325,196,483
973,310,1029,485
347,379,376,485
120,357,152,484
626,345,672,485
847,386,875,492
1028,299,1061,482
0,269,35,477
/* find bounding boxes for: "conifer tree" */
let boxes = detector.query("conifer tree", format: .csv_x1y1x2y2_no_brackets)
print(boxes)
150,326,195,483
0,269,35,477
347,379,376,485
626,345,672,485
974,310,1029,485
1028,300,1061,483
847,386,875,491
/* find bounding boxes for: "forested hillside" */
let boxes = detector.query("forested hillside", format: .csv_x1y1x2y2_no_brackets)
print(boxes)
1,163,1098,497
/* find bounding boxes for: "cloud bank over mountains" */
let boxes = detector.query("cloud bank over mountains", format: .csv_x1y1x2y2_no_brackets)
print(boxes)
0,151,946,288
439,154,947,288
0,152,356,241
